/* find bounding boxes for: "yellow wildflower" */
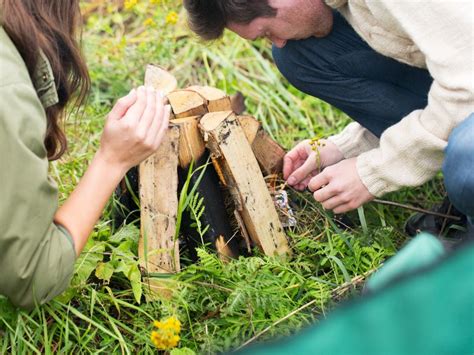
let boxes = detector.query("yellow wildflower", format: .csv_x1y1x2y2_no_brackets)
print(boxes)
165,11,178,25
144,17,156,27
151,317,181,350
150,0,161,4
124,0,138,10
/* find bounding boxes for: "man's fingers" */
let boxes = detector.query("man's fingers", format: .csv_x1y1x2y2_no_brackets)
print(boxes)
283,155,295,181
283,140,311,179
108,88,137,120
287,153,317,186
333,204,352,214
308,172,330,192
313,185,337,203
320,195,344,210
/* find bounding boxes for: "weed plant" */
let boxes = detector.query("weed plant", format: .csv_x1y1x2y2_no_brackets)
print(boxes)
0,1,445,353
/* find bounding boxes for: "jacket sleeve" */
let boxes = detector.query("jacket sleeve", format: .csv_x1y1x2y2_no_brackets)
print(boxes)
327,122,380,158
0,83,76,310
356,1,474,196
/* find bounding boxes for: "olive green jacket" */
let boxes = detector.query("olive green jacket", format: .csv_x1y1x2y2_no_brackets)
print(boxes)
0,26,76,309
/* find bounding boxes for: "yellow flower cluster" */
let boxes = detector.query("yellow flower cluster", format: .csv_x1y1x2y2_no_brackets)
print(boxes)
151,317,181,350
144,17,156,27
124,0,138,10
166,11,179,25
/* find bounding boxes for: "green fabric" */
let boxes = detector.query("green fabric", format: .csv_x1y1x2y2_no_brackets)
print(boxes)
366,233,445,292
238,238,474,355
0,27,76,310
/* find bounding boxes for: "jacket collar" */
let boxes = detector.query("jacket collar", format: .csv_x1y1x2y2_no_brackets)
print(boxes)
32,50,59,109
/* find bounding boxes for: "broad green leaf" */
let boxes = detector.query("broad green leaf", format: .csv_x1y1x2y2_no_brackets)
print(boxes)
95,262,115,283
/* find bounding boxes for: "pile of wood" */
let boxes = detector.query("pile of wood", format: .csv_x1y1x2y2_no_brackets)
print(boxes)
136,65,290,290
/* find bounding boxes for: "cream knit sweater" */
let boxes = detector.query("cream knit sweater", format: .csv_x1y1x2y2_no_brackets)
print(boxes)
325,0,474,197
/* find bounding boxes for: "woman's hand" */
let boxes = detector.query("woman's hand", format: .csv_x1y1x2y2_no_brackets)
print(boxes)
97,85,171,173
283,139,344,190
55,86,171,256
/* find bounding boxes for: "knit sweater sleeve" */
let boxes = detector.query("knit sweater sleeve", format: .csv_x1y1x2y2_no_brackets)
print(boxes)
356,1,474,196
327,122,379,158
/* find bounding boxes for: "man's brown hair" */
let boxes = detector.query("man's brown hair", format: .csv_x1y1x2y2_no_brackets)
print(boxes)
1,0,90,160
183,0,277,40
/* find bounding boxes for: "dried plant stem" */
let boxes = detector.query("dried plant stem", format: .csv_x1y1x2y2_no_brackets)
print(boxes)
236,299,319,350
373,199,461,221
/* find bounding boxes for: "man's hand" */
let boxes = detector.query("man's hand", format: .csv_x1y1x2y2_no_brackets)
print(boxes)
284,139,344,191
308,158,374,213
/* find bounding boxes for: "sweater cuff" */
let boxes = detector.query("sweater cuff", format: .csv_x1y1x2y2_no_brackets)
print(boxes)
357,151,399,197
328,122,380,158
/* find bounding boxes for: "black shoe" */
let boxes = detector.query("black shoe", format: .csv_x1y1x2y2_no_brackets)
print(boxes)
405,196,467,237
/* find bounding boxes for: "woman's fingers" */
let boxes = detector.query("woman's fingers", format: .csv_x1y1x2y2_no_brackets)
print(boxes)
123,86,148,124
108,89,137,121
152,105,171,150
145,91,166,146
136,87,158,138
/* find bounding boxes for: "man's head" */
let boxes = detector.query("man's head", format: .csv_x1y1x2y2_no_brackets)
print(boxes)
183,0,333,48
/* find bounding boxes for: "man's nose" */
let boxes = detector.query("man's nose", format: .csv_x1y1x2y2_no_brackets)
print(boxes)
271,37,287,48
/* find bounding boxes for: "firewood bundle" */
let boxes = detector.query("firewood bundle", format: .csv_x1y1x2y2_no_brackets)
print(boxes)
135,65,291,286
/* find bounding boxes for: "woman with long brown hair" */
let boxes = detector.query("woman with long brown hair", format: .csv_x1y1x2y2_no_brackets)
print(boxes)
0,0,170,309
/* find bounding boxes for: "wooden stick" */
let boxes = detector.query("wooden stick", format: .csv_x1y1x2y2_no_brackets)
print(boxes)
200,111,290,257
138,125,180,275
236,298,319,351
167,89,208,118
238,115,286,175
144,64,177,95
252,128,286,175
187,85,232,112
373,199,461,221
171,116,206,168
237,115,260,144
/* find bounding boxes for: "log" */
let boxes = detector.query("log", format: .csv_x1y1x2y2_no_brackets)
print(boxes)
138,126,180,274
171,116,206,168
188,85,232,112
113,64,178,229
200,111,290,257
237,115,286,175
252,128,286,175
230,92,246,115
144,64,177,95
167,89,208,118
237,115,260,144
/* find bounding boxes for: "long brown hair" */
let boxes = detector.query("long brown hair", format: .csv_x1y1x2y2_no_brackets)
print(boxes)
1,0,90,160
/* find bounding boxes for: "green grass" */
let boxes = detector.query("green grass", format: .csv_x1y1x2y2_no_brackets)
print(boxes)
0,1,446,353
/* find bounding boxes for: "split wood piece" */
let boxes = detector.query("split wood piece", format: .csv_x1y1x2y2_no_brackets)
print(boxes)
230,92,246,115
187,85,232,112
237,115,286,175
144,64,177,95
167,89,208,119
237,115,260,144
171,116,206,168
253,129,286,175
200,111,290,257
138,125,180,277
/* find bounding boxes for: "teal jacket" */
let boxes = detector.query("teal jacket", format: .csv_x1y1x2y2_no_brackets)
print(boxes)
0,27,76,309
